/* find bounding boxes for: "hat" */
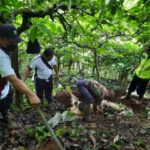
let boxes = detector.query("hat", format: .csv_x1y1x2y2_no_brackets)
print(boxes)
0,24,22,43
43,48,54,56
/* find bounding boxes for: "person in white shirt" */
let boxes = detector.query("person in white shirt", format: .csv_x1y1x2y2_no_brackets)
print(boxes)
23,48,59,104
0,24,40,129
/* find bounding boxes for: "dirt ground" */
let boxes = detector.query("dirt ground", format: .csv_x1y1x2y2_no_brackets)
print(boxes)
0,90,150,150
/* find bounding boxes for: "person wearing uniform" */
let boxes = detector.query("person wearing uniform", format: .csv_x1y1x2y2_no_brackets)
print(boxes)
76,79,114,121
23,48,59,104
77,79,109,104
0,24,40,129
121,44,150,103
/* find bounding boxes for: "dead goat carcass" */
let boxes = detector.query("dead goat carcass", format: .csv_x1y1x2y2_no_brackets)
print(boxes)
54,89,121,115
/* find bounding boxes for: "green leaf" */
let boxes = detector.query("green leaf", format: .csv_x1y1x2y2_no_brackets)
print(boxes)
109,143,121,150
66,86,72,93
89,129,97,135
105,0,110,5
110,5,117,15
29,26,37,42
67,0,72,11
55,128,64,137
38,24,51,34
18,146,28,150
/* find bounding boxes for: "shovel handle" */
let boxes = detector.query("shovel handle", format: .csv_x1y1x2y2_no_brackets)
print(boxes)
36,108,65,150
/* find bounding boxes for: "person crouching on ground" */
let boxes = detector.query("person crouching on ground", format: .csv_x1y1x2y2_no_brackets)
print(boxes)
76,78,115,121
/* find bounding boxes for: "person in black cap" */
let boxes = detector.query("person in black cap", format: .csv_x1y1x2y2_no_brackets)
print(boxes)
0,24,40,129
23,48,59,105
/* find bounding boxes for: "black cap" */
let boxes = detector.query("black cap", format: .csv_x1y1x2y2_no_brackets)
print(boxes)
0,24,22,43
43,48,54,56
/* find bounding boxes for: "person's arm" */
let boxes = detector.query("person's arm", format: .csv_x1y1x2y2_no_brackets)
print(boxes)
4,74,40,106
23,67,31,82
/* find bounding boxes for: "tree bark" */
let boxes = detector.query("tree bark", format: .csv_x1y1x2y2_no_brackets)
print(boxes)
11,48,22,109
93,49,99,80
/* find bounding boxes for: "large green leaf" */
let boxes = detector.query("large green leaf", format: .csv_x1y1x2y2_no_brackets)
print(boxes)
29,26,37,42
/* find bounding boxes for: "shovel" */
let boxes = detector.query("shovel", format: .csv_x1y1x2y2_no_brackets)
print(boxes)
36,108,65,150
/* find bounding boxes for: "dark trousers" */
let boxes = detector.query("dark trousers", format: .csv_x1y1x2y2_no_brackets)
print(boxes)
0,89,13,120
128,74,149,98
77,79,93,104
35,76,53,103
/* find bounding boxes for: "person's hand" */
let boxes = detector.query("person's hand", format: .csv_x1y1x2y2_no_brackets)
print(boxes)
28,93,41,109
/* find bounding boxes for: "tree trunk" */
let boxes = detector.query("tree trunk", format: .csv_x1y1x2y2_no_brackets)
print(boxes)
92,65,96,74
56,56,61,73
118,69,130,83
77,61,84,76
93,49,99,80
67,60,73,75
11,48,22,109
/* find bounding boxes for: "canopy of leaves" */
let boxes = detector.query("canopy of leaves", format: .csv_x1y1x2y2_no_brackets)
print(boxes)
0,0,150,79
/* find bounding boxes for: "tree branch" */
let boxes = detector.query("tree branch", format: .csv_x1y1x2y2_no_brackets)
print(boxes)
66,40,95,50
16,4,78,34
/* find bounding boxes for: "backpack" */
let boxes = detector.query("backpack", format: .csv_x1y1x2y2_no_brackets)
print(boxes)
26,39,41,54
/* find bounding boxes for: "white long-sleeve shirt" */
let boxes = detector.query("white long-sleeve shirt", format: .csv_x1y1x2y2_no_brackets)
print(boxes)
0,48,15,99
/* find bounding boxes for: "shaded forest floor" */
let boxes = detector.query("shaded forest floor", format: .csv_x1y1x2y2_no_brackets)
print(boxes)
0,90,150,150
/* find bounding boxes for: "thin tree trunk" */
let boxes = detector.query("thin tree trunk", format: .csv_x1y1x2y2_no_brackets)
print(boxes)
57,56,61,73
11,48,22,109
93,49,99,80
92,65,96,74
68,60,73,75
